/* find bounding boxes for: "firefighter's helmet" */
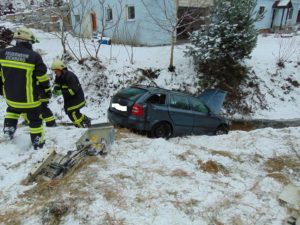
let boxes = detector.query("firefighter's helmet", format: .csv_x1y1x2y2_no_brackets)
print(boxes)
13,27,39,43
51,59,66,70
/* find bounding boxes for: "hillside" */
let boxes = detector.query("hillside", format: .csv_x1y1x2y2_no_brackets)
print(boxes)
0,20,299,225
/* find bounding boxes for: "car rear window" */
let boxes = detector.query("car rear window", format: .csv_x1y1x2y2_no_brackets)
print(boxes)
116,87,147,100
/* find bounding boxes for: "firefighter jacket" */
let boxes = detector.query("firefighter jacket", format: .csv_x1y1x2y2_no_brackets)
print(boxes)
0,42,51,110
53,69,85,112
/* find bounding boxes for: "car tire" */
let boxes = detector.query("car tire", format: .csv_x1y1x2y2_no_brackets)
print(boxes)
215,125,229,135
151,122,172,139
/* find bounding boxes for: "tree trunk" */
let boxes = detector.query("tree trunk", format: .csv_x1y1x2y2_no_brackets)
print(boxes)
168,35,176,72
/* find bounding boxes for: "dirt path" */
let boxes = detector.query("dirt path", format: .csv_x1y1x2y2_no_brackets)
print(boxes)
230,118,300,131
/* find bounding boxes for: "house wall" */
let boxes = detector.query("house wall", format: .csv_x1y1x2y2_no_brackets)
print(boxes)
254,0,300,30
291,0,300,24
70,0,300,45
70,0,93,38
71,0,177,46
101,0,176,46
254,0,274,29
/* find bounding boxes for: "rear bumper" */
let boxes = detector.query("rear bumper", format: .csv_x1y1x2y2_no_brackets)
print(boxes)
107,109,148,131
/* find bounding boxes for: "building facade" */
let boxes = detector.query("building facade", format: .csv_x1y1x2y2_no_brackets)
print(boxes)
254,0,300,31
70,0,300,46
70,0,212,46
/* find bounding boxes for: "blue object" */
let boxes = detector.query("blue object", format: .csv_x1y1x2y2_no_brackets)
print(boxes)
98,39,111,45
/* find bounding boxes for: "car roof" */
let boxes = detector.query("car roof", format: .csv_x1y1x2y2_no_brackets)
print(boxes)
131,85,191,96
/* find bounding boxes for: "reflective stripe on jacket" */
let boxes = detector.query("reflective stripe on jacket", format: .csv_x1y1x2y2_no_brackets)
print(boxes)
54,69,85,112
0,42,50,110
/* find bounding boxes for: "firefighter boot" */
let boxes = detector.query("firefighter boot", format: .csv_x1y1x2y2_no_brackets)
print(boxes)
46,120,57,127
3,126,16,140
82,116,91,128
32,136,45,150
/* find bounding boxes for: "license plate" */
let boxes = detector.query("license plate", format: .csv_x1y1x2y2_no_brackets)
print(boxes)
112,103,127,112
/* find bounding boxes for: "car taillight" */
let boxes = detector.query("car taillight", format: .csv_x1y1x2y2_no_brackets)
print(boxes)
131,103,144,117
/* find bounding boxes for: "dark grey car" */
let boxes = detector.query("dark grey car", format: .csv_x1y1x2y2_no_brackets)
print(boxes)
107,86,229,138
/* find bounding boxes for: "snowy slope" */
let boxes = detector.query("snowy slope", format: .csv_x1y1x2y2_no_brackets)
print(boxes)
0,127,299,224
0,20,299,225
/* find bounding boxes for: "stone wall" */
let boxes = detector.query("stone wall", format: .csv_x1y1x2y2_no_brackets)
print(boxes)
3,6,71,32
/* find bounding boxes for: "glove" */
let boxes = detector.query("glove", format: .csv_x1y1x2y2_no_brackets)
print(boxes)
52,87,62,96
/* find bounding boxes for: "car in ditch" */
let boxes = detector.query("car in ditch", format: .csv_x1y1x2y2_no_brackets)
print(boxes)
107,85,229,138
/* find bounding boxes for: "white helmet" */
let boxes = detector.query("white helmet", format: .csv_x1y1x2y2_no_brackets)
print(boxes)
13,26,39,43
51,59,66,70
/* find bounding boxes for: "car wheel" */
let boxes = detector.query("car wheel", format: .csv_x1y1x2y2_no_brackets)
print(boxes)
151,122,172,139
215,125,228,135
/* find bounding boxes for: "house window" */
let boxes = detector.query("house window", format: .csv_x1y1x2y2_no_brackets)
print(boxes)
256,6,265,20
288,8,293,19
106,8,113,21
127,6,135,20
75,14,80,23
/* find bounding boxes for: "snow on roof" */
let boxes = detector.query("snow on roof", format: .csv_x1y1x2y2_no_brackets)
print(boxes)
178,0,213,8
278,0,291,7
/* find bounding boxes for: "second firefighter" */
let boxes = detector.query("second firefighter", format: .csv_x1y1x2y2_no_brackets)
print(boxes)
51,59,91,128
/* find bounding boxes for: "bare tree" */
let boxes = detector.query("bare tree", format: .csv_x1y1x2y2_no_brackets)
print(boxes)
141,0,209,71
53,4,70,55
92,0,122,60
274,34,300,68
117,22,140,65
61,0,123,63
46,1,82,61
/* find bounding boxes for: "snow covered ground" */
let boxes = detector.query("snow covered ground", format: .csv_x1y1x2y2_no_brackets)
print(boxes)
0,20,299,225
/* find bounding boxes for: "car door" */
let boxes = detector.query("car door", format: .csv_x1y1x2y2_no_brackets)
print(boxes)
189,97,221,134
145,93,170,129
168,94,194,135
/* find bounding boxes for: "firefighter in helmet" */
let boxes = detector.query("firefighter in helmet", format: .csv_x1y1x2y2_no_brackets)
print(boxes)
51,59,91,128
0,26,51,149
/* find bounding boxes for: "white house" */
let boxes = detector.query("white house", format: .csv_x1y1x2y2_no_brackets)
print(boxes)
255,0,300,31
70,0,212,46
69,0,300,46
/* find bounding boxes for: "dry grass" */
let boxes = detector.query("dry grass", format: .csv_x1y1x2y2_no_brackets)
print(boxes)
113,173,134,181
103,212,126,225
169,169,189,177
1,157,104,223
41,201,69,225
114,127,132,140
211,150,240,161
264,156,300,173
176,150,197,161
135,193,159,204
170,198,200,215
266,172,290,184
103,188,122,202
197,160,229,175
0,211,22,225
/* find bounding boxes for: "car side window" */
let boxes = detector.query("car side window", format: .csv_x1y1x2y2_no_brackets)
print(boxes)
190,98,209,113
146,94,166,105
170,95,190,110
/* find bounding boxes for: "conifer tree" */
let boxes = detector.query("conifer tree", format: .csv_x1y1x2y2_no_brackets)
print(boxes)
186,0,258,87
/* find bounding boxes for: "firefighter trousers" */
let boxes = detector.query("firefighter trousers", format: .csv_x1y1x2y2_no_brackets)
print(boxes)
66,109,91,128
40,102,56,127
4,106,45,148
22,102,56,127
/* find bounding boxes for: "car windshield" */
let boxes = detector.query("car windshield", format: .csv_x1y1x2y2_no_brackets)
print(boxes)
116,87,147,100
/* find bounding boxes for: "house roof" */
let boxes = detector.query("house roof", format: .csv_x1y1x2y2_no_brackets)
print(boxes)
178,0,213,8
272,0,293,8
